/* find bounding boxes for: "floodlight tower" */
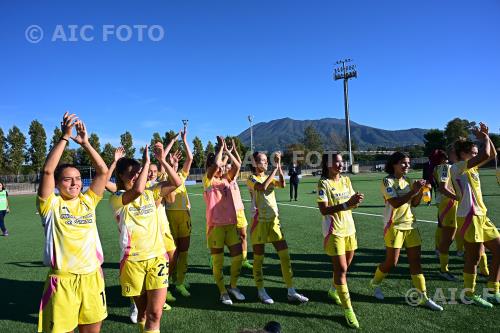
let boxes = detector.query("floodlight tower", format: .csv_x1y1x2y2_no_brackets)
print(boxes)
248,115,254,152
334,59,357,171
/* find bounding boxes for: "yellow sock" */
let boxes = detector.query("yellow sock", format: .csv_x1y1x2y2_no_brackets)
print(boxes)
463,272,476,297
253,254,264,289
211,253,226,294
455,234,464,252
230,254,242,288
435,227,442,249
334,283,352,309
487,281,499,294
479,253,489,276
439,253,449,273
138,321,146,333
144,330,160,333
176,251,189,285
242,250,248,261
411,274,427,294
372,267,388,285
277,249,293,288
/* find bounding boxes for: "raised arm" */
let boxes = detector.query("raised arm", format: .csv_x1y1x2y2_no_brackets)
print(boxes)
206,136,225,180
225,141,241,182
160,132,180,173
181,126,193,175
120,145,150,206
275,152,285,188
153,143,182,197
38,112,78,200
106,147,125,193
71,121,108,196
231,138,242,164
467,123,492,169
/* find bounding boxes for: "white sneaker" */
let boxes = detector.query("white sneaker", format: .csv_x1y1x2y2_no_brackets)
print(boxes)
129,303,138,324
374,286,384,300
220,293,233,305
438,271,458,282
258,289,274,304
420,298,443,311
287,291,309,303
228,287,246,301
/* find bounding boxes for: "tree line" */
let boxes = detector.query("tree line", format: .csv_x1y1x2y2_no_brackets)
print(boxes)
0,121,248,175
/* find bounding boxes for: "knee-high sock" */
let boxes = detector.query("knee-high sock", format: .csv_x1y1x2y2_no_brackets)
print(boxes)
439,253,449,273
176,251,189,285
479,253,489,276
371,267,388,286
435,227,442,249
211,253,226,294
487,281,499,294
138,321,146,333
411,274,427,299
144,330,160,333
230,254,243,288
334,283,352,309
253,254,264,289
463,272,476,297
277,249,293,288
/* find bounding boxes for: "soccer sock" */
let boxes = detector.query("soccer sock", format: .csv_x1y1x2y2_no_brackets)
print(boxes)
479,253,489,276
277,249,294,288
435,227,442,250
144,330,160,333
487,281,499,294
371,266,388,286
463,272,476,297
230,254,243,288
242,250,248,261
411,274,427,299
455,234,464,252
253,254,264,289
439,253,449,273
334,283,352,310
176,251,189,285
138,321,146,333
211,253,226,294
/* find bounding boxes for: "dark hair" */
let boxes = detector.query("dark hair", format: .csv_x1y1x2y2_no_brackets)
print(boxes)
453,138,475,159
385,151,409,175
205,152,216,170
251,151,266,173
0,182,5,191
320,151,342,178
54,164,79,181
115,158,140,190
429,149,447,166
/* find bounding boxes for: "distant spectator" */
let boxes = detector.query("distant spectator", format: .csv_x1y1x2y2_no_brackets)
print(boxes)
288,163,301,201
0,182,10,236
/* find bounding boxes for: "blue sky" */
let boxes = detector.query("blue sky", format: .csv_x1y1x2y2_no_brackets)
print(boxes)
1,0,499,153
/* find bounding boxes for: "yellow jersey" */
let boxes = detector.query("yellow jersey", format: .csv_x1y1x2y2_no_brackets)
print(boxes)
381,175,415,230
36,190,103,274
146,180,172,238
450,160,487,217
317,176,356,237
246,174,280,221
110,185,166,262
165,170,191,211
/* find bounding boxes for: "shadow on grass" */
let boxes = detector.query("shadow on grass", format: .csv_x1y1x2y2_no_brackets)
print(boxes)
0,278,43,325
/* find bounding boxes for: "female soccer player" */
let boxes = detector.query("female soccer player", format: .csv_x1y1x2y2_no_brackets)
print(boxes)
110,144,181,333
0,182,10,236
432,148,459,281
37,112,109,333
450,123,499,307
164,127,193,297
203,136,245,305
247,151,308,304
370,151,443,311
317,152,363,329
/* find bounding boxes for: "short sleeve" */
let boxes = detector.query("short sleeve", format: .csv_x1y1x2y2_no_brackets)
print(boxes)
181,170,189,179
150,184,162,201
381,178,397,200
247,175,258,190
317,180,328,203
202,174,212,190
109,192,125,213
36,193,56,218
453,161,467,175
83,188,103,209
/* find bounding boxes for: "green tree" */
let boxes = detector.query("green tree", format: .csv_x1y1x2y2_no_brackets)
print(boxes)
0,127,5,172
149,132,163,165
224,136,249,160
6,126,27,175
192,136,205,168
28,120,47,172
205,141,215,157
283,143,305,166
120,131,135,158
490,133,500,149
101,143,115,167
50,127,74,164
444,118,476,145
302,125,323,152
76,132,101,166
423,129,446,156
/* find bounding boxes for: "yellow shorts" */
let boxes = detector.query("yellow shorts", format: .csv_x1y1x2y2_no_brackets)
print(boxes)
38,269,107,333
324,233,358,256
437,200,457,228
458,215,499,243
236,209,248,228
120,256,169,297
206,224,241,249
384,227,421,249
163,231,177,253
250,216,284,245
167,210,192,239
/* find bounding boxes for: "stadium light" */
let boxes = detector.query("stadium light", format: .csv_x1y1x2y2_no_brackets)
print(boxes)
247,115,254,153
334,58,358,172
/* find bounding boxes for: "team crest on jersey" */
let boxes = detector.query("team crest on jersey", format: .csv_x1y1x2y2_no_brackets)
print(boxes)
319,189,325,196
386,187,393,193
